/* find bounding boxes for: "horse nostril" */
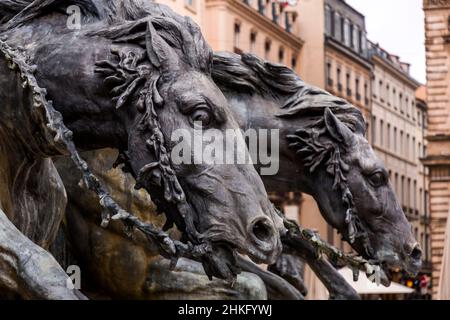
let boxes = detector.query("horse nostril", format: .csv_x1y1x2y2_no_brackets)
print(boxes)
251,219,273,243
410,245,422,261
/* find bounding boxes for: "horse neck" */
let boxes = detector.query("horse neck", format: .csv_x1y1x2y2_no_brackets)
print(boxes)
224,91,310,193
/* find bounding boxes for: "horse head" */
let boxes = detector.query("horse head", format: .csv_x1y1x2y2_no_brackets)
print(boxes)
0,1,285,281
212,52,421,280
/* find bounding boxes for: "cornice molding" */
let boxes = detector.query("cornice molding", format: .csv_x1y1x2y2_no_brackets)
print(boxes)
206,0,304,50
423,0,450,9
372,55,422,89
325,36,373,71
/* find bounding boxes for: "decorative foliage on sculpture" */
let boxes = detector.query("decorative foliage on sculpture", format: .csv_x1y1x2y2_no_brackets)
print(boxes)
285,108,371,255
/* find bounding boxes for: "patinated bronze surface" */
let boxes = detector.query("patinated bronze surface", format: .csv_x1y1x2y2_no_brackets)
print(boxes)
0,0,421,300
0,0,284,298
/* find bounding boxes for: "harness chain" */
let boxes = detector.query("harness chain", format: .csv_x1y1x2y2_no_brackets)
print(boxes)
0,39,384,284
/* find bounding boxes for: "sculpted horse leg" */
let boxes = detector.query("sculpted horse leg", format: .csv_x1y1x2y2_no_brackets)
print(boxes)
0,55,84,298
0,207,84,299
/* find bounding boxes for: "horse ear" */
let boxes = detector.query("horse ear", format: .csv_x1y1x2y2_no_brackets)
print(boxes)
324,108,355,146
145,20,180,72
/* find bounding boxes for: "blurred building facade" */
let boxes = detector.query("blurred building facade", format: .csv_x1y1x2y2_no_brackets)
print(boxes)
368,43,429,262
324,0,371,126
422,0,450,299
155,0,432,298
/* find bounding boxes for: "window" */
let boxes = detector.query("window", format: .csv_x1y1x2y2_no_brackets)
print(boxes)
400,130,404,156
258,0,265,14
330,9,335,37
406,134,410,158
327,62,333,86
353,25,359,50
340,16,345,42
358,29,363,52
346,72,351,97
291,56,297,69
234,22,241,50
355,77,360,101
406,97,410,117
379,80,383,100
325,5,332,35
420,188,423,214
264,39,271,60
271,2,279,23
394,127,398,151
284,11,293,32
344,19,350,46
278,46,285,63
393,88,396,108
407,178,411,211
349,23,354,48
380,119,384,146
401,175,405,206
372,116,377,144
334,12,342,39
386,84,390,105
185,0,195,7
413,137,416,160
361,32,367,55
364,82,368,105
250,31,257,54
337,67,342,91
387,124,391,149
414,180,418,213
399,93,403,113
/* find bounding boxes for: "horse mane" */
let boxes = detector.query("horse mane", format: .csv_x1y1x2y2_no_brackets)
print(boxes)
0,0,158,25
0,0,212,242
212,52,372,248
212,51,367,135
0,0,212,72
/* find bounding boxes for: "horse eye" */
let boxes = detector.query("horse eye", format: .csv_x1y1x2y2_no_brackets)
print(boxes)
369,172,386,187
191,108,212,128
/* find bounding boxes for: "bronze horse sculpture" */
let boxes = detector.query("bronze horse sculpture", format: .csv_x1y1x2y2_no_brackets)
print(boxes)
212,51,422,281
0,1,417,300
0,0,286,298
55,52,423,299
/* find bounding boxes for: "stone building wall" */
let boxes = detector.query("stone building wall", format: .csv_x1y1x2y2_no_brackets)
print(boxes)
422,0,450,299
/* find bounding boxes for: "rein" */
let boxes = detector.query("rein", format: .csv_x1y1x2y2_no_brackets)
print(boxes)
0,39,213,270
287,124,374,258
0,38,384,285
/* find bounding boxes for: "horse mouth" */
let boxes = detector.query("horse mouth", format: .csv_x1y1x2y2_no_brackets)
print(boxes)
210,238,280,266
376,254,421,286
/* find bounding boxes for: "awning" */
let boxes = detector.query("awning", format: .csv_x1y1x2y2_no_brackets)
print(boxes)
338,267,415,295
